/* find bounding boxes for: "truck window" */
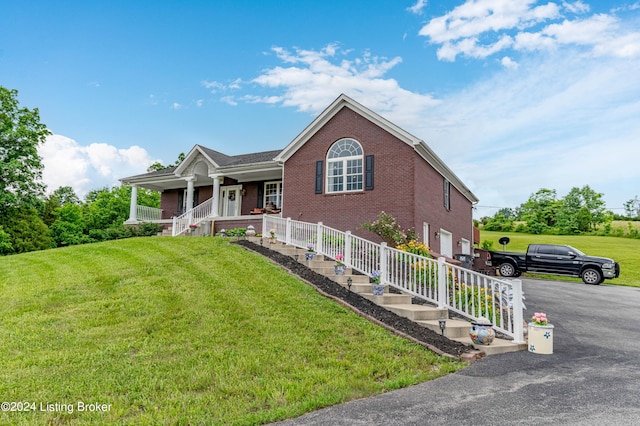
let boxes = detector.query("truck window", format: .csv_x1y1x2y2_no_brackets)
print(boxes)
537,246,556,255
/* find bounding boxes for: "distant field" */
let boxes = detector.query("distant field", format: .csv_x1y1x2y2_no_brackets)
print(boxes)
480,231,639,287
0,237,463,425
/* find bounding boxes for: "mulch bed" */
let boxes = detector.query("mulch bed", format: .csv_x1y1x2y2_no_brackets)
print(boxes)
236,240,474,358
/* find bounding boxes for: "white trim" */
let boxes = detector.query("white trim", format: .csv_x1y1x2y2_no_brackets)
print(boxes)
263,181,283,210
220,185,243,217
440,229,453,258
422,222,430,248
460,238,471,255
326,139,364,193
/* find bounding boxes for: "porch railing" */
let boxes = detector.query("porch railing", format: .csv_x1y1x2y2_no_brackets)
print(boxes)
136,205,162,222
172,197,214,236
264,215,525,343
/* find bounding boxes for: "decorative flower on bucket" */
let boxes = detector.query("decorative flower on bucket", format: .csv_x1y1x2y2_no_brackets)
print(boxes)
335,254,344,266
307,243,315,252
531,312,548,326
371,270,381,284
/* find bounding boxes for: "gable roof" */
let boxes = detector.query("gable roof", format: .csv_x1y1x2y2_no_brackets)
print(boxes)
274,93,479,204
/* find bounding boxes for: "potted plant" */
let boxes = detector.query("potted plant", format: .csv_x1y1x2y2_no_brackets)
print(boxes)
370,270,384,296
305,243,316,261
469,317,495,345
188,223,198,234
528,312,554,354
268,228,276,243
334,254,346,275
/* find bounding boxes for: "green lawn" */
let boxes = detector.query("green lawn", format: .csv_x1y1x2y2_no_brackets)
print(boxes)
0,237,464,425
480,231,640,287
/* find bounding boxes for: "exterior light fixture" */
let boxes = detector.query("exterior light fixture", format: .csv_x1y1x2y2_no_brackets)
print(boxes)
434,231,440,239
294,254,299,262
438,316,447,337
220,229,227,237
347,277,352,291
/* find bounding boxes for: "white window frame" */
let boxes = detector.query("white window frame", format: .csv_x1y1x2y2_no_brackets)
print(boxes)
263,181,283,209
326,138,363,193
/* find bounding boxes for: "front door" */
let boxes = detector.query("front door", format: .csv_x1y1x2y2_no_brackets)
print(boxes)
220,185,242,217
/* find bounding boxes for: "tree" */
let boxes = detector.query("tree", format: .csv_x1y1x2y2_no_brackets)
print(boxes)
146,152,185,172
0,87,50,214
624,196,640,219
557,186,609,233
518,189,560,234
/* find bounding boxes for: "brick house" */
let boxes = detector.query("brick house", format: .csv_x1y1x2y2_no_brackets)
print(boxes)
120,94,479,257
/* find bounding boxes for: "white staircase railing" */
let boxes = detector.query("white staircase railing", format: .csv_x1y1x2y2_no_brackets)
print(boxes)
264,215,525,343
172,197,214,236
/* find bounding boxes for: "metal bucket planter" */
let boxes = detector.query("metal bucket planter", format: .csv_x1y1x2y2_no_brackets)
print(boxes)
334,265,346,275
305,252,315,261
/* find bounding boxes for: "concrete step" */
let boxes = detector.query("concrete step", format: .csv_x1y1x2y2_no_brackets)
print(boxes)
416,318,472,339
451,336,527,356
332,274,370,285
384,304,445,321
360,293,413,305
311,266,352,276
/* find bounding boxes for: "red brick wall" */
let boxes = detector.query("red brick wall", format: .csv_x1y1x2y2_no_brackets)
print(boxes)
283,106,473,247
161,190,180,219
284,107,418,240
414,155,473,252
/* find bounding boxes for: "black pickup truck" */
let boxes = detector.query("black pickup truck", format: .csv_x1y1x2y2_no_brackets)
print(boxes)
487,244,620,285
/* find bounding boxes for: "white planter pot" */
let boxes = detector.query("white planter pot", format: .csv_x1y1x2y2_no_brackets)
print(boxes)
528,323,554,354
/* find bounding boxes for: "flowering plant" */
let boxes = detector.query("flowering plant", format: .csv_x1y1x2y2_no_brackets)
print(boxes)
189,224,198,229
307,243,315,252
371,270,381,284
269,229,276,238
335,254,344,266
531,312,548,326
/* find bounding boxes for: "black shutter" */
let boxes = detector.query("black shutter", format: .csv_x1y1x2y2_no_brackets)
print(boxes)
257,184,264,208
177,190,184,215
315,160,323,194
365,155,374,190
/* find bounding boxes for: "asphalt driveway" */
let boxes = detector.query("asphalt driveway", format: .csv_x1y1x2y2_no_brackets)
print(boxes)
274,278,640,425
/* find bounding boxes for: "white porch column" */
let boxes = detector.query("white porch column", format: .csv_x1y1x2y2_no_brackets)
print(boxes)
186,177,195,223
211,174,222,217
125,185,138,224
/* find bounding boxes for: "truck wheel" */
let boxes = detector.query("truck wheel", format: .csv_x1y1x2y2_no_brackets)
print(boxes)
498,262,516,277
581,268,602,285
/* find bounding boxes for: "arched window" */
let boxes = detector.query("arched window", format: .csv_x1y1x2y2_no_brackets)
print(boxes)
326,138,363,193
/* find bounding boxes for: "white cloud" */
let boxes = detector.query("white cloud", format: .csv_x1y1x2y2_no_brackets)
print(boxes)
418,0,640,60
500,56,519,69
39,134,159,198
407,0,428,15
241,44,440,122
225,37,639,213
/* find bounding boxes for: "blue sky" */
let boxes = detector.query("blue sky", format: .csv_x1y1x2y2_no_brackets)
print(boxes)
1,0,639,217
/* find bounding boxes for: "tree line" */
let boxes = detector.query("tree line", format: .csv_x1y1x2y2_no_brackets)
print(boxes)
1,86,161,255
477,187,640,238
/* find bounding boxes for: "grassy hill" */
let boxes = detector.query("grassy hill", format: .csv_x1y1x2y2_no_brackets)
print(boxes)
480,231,639,287
0,237,464,425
